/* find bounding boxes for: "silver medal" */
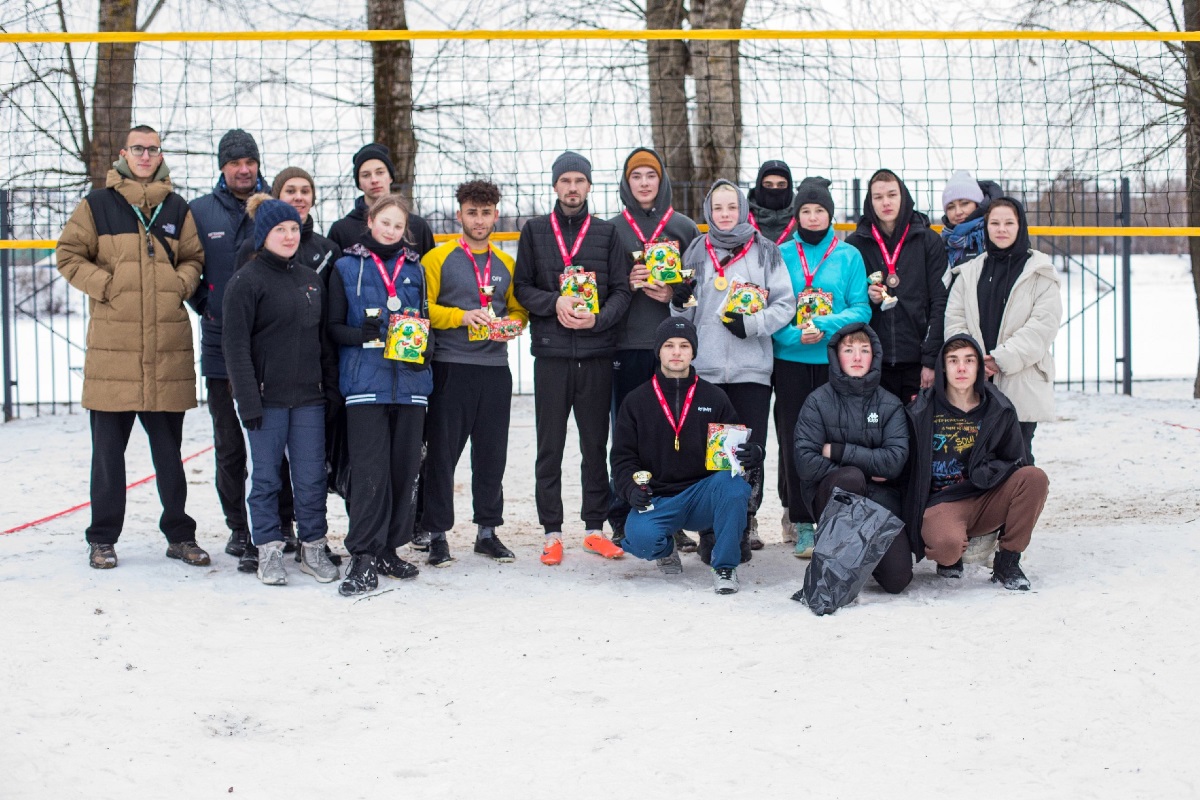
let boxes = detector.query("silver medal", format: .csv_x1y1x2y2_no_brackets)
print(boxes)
386,296,401,312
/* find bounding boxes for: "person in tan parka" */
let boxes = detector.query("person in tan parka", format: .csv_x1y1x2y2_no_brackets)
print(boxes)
56,125,210,570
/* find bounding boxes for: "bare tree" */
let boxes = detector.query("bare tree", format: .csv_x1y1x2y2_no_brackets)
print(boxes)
1021,0,1199,396
645,0,695,211
367,0,418,192
89,0,139,188
689,0,747,198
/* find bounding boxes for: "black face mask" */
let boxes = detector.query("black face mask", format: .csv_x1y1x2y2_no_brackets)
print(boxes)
757,186,793,211
797,226,829,245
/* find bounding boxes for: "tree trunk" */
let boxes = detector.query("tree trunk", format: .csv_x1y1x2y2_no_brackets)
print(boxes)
689,0,747,200
88,0,138,189
1186,0,1200,398
645,0,696,216
367,0,418,194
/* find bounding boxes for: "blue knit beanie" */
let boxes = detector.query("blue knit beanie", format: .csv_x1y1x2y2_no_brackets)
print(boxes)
254,199,302,251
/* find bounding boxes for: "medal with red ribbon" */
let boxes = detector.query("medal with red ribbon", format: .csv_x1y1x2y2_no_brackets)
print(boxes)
749,214,796,246
870,224,910,288
622,207,675,246
704,237,753,292
651,374,699,452
368,251,404,311
795,236,839,289
549,211,593,269
459,238,494,307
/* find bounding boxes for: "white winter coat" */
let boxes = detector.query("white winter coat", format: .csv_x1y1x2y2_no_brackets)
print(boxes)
945,249,1062,422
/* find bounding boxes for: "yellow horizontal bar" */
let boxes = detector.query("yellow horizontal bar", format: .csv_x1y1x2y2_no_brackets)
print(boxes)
5,226,1198,250
1,29,1198,45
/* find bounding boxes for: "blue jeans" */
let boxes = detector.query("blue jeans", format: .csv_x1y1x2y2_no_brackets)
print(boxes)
622,472,752,570
246,405,328,546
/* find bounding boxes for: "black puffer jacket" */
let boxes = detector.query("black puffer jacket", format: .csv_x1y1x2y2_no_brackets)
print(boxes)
845,170,948,368
513,201,632,359
901,334,1026,559
793,323,909,518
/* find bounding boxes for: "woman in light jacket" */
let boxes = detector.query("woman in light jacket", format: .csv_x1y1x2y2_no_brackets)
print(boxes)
673,180,793,556
944,197,1062,462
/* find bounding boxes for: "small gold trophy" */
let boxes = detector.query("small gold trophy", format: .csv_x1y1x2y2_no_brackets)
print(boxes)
680,268,698,308
632,470,653,512
868,271,899,311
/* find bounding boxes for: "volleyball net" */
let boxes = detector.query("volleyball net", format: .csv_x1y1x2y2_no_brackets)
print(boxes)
0,27,1195,250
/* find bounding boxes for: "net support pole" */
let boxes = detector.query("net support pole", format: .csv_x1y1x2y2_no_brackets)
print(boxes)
1119,177,1133,396
0,189,14,421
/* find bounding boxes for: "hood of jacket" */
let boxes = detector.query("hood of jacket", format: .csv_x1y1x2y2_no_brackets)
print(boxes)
618,147,673,219
933,332,990,406
826,322,883,397
106,165,174,213
856,168,921,247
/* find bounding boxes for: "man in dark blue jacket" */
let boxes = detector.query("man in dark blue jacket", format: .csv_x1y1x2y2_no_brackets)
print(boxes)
189,129,285,568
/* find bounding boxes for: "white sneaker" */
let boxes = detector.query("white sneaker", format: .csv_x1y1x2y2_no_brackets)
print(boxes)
257,541,287,586
712,567,739,595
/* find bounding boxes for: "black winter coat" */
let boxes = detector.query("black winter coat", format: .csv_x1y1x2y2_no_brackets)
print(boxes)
845,170,948,369
327,195,435,257
793,323,909,518
221,249,336,422
188,174,270,378
902,334,1026,559
611,367,741,501
513,201,633,359
237,215,341,280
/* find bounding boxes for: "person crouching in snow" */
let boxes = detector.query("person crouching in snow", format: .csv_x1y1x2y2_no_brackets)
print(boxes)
222,199,340,587
792,323,913,594
610,318,764,595
902,334,1049,589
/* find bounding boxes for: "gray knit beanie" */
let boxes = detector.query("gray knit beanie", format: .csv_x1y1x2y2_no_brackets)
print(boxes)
218,129,260,168
552,151,592,184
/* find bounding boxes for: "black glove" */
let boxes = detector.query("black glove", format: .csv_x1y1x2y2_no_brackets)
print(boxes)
361,319,383,344
671,280,695,309
242,415,263,431
723,312,748,339
735,441,764,470
629,483,654,511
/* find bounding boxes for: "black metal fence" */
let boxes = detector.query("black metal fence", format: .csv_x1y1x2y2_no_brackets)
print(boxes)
1,178,1144,421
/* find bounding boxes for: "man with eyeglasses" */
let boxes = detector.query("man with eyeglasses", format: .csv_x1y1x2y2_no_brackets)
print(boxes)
188,129,293,570
57,125,209,570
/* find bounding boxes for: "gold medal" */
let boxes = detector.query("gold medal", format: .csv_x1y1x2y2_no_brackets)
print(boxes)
713,275,728,291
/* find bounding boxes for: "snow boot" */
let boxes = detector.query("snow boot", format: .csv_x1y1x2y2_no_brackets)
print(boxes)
257,541,287,586
747,514,764,551
938,558,964,579
991,549,1031,591
712,567,739,595
656,540,683,575
88,543,117,569
339,554,378,597
299,537,339,583
165,541,211,567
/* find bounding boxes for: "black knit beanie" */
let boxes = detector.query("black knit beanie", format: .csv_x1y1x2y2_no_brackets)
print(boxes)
654,317,698,359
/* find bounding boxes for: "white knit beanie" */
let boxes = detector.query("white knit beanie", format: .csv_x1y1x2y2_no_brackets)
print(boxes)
942,170,985,209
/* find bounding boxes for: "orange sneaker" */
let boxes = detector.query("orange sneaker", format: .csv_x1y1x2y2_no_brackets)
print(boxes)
583,533,624,559
541,537,563,566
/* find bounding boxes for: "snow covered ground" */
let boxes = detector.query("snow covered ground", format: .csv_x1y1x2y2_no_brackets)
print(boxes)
1,380,1198,798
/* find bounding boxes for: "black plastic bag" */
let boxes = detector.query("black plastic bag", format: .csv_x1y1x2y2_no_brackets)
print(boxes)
799,490,905,616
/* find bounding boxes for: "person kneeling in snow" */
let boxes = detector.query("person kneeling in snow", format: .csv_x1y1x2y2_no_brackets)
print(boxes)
610,318,763,595
792,323,913,593
902,334,1049,590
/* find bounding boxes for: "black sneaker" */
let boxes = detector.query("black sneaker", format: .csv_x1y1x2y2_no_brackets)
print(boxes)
224,529,249,557
280,519,298,554
410,529,431,553
698,530,715,566
610,518,626,548
294,541,343,566
427,537,454,568
238,541,259,573
938,558,964,579
474,532,515,563
673,529,698,553
991,550,1031,591
338,554,379,597
378,549,420,580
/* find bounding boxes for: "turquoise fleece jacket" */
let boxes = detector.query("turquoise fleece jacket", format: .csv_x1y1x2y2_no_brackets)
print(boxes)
772,227,871,364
